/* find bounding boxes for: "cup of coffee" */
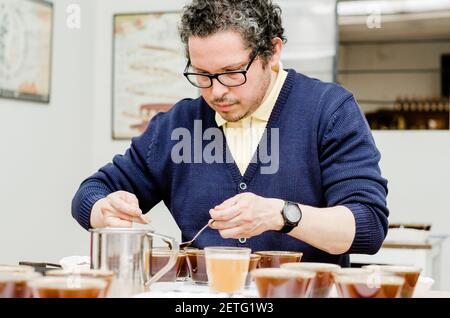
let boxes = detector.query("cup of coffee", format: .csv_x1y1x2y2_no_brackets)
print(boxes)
333,272,404,298
0,271,41,298
204,246,251,295
46,269,114,297
281,262,341,298
362,265,422,298
28,277,107,298
185,249,208,284
145,248,187,282
244,254,261,288
251,268,315,298
255,251,303,268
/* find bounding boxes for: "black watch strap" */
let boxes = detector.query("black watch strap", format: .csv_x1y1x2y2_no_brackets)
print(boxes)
278,201,302,234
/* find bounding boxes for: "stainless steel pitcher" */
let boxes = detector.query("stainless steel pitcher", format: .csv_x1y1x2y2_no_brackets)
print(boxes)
90,228,178,297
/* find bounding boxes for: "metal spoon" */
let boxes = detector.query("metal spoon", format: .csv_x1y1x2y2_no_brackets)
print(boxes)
179,220,214,249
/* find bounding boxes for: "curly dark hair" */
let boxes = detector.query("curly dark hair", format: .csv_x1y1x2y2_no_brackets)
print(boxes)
179,0,287,62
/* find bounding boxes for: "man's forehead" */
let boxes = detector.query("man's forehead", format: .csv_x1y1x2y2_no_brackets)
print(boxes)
187,31,250,70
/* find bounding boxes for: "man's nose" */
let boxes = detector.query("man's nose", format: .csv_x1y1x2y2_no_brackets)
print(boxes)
210,78,229,99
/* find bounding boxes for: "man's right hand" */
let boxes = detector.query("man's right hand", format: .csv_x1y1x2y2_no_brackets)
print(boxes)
90,191,149,228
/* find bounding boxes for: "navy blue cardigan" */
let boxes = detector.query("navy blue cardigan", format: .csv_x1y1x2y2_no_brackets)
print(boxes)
72,70,389,266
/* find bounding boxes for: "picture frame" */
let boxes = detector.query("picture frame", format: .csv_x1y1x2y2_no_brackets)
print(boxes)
0,0,53,103
112,11,198,140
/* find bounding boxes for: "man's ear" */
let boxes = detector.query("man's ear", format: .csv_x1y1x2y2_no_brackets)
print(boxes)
270,37,283,71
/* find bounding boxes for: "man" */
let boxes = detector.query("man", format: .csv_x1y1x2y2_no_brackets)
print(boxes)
72,0,388,266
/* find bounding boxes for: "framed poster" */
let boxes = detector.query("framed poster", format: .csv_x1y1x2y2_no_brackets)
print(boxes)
0,0,53,103
112,12,198,139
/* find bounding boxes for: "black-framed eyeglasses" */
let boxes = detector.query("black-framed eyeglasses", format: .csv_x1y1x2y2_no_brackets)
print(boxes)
183,52,258,89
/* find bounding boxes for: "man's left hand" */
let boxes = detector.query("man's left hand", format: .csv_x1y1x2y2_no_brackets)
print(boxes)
209,193,284,239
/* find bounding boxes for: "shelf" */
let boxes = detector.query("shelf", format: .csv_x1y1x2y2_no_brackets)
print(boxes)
339,10,450,42
338,69,445,74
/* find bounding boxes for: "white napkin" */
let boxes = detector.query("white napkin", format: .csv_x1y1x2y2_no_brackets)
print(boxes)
59,256,90,271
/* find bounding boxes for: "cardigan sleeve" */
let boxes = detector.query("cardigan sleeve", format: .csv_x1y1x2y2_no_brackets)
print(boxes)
71,115,164,230
319,95,389,255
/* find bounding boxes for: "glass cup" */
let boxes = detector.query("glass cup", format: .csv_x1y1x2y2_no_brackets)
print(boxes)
362,265,422,298
251,268,315,298
46,269,114,297
28,277,107,298
185,249,208,285
0,271,42,298
244,254,261,288
204,246,251,296
144,248,187,282
281,262,341,298
333,272,404,298
255,251,303,268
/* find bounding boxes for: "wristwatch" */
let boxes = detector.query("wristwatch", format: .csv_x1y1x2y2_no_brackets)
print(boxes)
278,201,302,233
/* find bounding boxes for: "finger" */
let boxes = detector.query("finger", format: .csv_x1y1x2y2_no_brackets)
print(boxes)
119,191,140,206
104,216,132,228
219,226,248,239
211,218,244,230
214,194,242,210
209,202,242,221
108,195,142,217
103,207,149,224
137,214,151,224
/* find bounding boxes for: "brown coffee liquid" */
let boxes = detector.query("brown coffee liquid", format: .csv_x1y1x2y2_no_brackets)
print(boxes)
177,258,189,279
310,271,334,298
245,257,261,286
336,282,401,298
0,281,30,298
398,272,420,298
186,253,208,283
34,287,103,298
150,254,185,282
255,277,312,298
258,255,301,268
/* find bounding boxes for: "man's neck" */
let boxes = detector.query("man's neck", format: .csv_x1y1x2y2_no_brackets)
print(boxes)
244,67,278,119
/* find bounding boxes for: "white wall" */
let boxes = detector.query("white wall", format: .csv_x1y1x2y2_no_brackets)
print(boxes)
89,0,188,244
0,0,96,264
374,131,450,290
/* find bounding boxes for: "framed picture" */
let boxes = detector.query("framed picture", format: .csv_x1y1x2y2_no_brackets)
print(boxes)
0,0,53,103
112,12,198,139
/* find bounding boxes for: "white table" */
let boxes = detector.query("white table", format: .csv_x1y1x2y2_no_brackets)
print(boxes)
134,281,260,298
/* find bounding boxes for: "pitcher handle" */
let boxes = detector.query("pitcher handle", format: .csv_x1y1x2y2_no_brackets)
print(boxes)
143,233,179,287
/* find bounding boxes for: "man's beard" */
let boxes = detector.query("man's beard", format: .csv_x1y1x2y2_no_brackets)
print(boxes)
213,73,271,122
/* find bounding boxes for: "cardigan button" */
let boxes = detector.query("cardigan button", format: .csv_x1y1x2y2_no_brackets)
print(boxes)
238,238,247,244
239,182,247,191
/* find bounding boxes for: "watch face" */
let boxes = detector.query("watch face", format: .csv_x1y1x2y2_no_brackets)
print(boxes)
285,204,301,223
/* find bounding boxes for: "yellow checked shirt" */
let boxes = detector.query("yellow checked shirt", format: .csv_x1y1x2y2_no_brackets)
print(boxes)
215,65,288,175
